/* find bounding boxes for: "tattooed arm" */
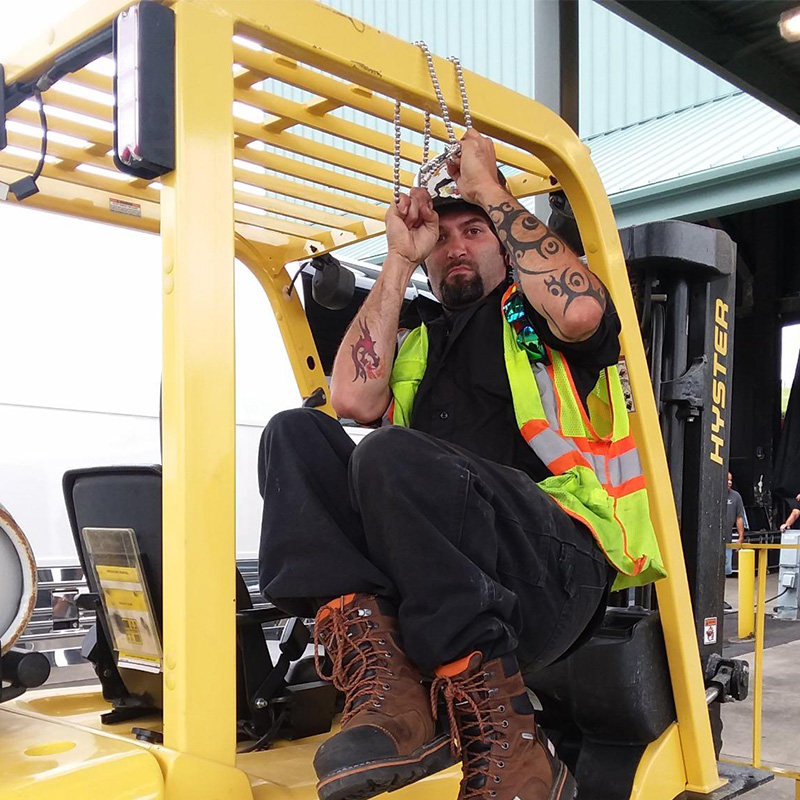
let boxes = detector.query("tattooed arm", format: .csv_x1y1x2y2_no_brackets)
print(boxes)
330,188,438,423
447,129,606,342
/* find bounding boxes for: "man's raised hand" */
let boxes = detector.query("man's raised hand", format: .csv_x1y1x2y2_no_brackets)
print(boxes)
385,187,439,269
446,129,507,207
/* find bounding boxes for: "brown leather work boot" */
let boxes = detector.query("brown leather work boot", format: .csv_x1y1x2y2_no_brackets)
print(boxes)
431,652,576,800
312,593,454,800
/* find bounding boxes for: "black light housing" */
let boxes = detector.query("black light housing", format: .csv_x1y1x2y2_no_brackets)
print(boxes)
113,2,175,179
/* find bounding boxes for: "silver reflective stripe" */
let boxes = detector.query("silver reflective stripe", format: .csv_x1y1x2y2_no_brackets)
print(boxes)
533,364,559,431
607,449,643,487
529,427,575,462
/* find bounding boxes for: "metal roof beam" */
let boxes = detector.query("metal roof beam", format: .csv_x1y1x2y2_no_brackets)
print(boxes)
600,1,800,126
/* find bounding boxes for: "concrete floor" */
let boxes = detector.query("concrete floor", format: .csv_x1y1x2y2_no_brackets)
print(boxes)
719,574,800,799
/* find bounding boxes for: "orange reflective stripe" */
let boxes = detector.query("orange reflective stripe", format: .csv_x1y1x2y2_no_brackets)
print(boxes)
605,475,647,498
521,418,550,441
548,450,593,474
571,434,637,457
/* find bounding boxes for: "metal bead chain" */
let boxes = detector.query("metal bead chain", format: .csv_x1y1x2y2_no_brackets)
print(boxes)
422,111,431,165
392,42,473,201
448,56,472,130
393,99,402,204
413,40,457,145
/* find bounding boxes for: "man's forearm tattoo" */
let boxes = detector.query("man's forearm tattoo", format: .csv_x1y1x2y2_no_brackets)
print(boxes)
488,200,606,316
488,201,564,272
351,319,382,382
544,270,606,313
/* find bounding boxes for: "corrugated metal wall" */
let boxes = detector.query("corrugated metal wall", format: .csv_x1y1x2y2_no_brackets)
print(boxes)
579,0,736,137
315,0,735,141
320,0,536,98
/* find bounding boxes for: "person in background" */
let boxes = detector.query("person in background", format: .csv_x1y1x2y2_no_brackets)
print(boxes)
725,473,746,588
779,492,800,531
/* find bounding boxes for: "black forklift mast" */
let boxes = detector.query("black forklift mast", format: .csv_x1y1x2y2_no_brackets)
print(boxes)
622,220,737,750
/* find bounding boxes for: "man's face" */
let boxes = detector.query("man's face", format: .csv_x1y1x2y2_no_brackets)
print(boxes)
425,207,508,309
728,473,733,489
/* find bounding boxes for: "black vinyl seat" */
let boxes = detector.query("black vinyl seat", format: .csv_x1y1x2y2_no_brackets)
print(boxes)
63,465,336,744
523,607,676,800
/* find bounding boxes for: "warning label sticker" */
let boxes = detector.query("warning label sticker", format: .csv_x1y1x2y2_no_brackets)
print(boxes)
703,616,718,646
617,357,635,413
109,198,142,218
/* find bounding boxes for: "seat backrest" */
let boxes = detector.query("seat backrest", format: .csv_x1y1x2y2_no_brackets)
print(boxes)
63,465,165,705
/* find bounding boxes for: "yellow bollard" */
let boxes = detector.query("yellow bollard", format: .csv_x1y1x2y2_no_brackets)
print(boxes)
738,548,755,639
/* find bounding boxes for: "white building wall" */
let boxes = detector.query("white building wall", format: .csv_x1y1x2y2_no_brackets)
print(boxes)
0,202,300,565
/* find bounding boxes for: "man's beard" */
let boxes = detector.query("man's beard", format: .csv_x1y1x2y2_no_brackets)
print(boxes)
440,270,485,309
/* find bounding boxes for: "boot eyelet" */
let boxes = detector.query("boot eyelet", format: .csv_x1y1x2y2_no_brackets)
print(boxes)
501,742,509,750
384,652,393,658
373,701,382,708
497,705,505,713
382,684,391,691
494,776,502,784
501,720,509,728
497,761,505,768
490,793,497,798
378,639,386,645
377,694,385,700
387,671,394,677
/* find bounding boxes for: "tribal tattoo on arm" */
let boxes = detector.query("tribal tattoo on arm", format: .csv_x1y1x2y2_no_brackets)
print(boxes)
350,319,382,382
488,200,606,316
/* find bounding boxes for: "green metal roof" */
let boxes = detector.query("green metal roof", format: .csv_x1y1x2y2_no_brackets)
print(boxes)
589,90,800,227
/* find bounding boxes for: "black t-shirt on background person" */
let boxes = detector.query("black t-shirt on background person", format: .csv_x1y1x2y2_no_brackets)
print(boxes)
399,281,622,483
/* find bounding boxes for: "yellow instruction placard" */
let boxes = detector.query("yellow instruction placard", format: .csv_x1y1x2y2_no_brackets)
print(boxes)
82,528,162,673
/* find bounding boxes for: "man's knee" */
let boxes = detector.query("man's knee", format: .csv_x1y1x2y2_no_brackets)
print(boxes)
263,407,324,438
349,426,416,483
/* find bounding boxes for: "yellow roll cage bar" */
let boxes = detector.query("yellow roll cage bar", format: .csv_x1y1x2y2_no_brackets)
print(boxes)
0,1,723,797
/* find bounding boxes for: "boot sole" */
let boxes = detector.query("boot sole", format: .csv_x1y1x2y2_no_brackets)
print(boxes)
316,733,455,800
549,758,578,800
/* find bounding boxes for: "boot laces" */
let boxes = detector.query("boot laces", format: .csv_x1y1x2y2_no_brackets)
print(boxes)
313,600,394,725
431,670,506,799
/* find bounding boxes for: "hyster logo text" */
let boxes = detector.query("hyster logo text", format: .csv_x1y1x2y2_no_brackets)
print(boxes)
710,298,728,465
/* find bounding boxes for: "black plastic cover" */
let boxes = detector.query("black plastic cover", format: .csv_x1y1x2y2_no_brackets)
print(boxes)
113,2,175,179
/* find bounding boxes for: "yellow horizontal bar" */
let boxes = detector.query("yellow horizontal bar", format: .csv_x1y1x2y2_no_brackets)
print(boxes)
235,122,411,185
232,194,326,239
236,85,429,163
9,104,112,155
0,147,157,207
43,84,113,126
2,130,155,195
232,173,361,228
727,543,800,549
232,45,551,179
62,66,114,95
0,164,159,232
233,125,397,202
232,166,385,219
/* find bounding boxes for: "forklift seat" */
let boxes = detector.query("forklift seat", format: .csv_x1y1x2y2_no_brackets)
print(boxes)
63,465,336,743
524,606,676,800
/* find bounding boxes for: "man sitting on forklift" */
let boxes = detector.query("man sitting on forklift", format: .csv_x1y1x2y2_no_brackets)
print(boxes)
257,129,665,800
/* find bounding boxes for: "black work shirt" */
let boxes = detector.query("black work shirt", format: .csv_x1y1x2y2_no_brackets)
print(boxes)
400,281,621,483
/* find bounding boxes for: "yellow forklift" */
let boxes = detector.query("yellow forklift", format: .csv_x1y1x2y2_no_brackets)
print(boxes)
0,2,769,798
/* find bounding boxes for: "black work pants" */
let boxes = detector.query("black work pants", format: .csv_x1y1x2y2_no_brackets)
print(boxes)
258,408,613,673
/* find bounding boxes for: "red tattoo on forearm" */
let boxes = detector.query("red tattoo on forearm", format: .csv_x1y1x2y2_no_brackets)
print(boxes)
351,319,382,382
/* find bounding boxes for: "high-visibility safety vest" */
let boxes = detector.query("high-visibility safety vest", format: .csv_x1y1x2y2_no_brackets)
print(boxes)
387,286,666,591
